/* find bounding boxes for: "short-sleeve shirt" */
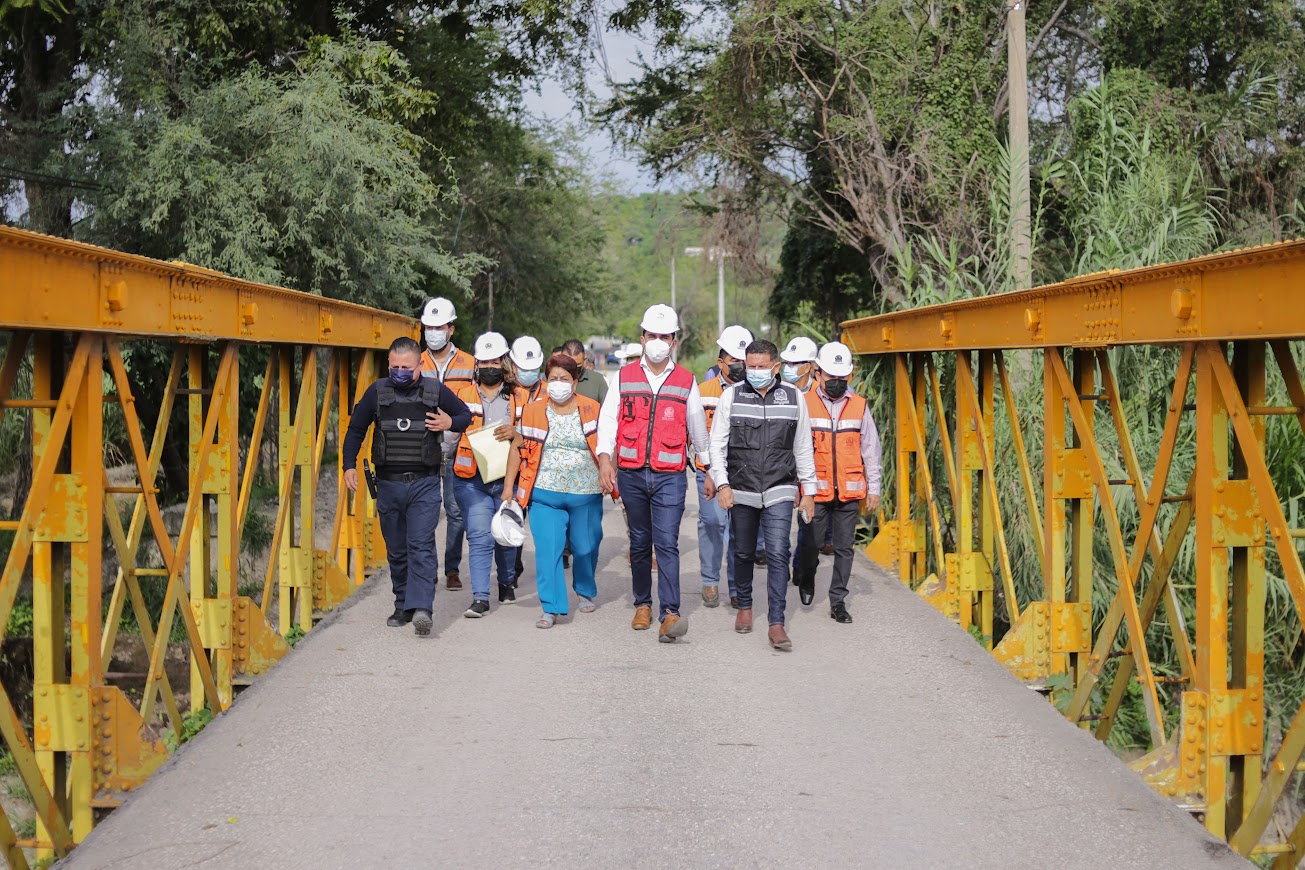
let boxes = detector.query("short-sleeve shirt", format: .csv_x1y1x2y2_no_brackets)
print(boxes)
533,407,602,495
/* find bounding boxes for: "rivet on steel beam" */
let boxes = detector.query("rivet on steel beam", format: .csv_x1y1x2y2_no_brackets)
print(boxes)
242,302,259,326
106,280,128,312
1171,288,1194,320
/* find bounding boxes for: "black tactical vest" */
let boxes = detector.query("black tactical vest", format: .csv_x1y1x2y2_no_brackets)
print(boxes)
372,379,443,470
726,379,800,506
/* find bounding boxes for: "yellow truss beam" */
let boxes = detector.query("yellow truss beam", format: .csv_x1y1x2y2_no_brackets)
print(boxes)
0,226,415,346
841,240,1305,353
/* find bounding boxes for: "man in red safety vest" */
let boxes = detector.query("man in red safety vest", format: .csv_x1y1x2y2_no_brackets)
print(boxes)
597,304,712,644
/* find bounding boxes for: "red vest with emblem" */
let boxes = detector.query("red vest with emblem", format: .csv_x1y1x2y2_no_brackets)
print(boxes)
615,363,695,472
452,383,523,479
696,375,726,471
514,396,602,506
805,390,869,503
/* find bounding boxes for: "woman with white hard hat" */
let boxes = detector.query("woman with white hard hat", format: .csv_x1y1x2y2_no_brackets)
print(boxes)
448,332,526,615
780,336,819,391
509,335,546,404
595,303,712,643
502,353,607,628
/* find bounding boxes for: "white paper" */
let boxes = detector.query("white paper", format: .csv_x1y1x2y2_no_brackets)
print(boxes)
467,426,511,483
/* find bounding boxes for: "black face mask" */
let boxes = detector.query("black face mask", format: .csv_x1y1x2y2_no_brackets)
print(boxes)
725,362,745,383
476,366,504,386
824,379,848,399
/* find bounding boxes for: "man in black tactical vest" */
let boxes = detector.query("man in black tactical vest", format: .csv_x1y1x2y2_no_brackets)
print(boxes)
707,339,817,652
344,337,472,636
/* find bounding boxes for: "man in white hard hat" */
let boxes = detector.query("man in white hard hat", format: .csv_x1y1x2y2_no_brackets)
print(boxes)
418,297,474,591
510,335,545,404
447,332,525,615
780,336,819,392
696,324,753,608
796,342,881,623
597,303,711,643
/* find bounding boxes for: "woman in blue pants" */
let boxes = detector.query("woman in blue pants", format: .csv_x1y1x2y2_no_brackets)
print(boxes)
503,354,606,628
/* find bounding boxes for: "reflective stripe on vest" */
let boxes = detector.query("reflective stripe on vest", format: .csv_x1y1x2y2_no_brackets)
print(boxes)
696,376,726,471
615,362,694,472
513,397,603,506
805,390,868,503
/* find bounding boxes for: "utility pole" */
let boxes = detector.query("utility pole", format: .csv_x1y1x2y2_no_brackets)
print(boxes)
1008,0,1032,290
486,271,494,331
716,252,725,336
671,255,677,311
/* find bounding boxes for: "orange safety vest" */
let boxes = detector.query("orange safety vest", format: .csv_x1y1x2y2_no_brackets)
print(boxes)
514,396,602,506
420,346,475,391
515,382,543,420
615,363,694,472
805,390,869,503
696,375,727,471
452,383,524,479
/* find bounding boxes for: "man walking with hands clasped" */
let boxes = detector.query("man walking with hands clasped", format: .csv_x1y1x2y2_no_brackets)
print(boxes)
597,304,712,644
709,339,816,651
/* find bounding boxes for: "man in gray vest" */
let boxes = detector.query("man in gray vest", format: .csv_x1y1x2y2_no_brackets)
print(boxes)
708,339,816,651
343,337,472,636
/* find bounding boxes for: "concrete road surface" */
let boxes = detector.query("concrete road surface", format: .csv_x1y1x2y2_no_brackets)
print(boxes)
60,484,1246,869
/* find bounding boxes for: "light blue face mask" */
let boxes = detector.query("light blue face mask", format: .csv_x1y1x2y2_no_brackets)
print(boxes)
781,364,802,383
517,368,541,387
746,368,775,390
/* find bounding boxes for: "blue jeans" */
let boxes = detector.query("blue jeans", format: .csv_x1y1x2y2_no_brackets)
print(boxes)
618,467,687,621
376,474,442,612
454,476,515,601
443,462,464,575
530,489,603,615
696,468,734,595
731,501,794,626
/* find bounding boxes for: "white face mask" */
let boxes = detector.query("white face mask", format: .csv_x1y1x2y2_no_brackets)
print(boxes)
425,328,449,351
547,380,574,403
644,339,671,364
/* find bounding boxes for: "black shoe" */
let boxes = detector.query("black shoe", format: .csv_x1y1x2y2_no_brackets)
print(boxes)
464,599,490,618
412,610,433,636
498,583,516,603
831,604,853,624
755,550,767,566
387,607,411,627
729,595,739,610
798,573,815,607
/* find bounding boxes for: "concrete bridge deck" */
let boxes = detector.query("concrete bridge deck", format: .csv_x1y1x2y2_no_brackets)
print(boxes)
59,490,1245,869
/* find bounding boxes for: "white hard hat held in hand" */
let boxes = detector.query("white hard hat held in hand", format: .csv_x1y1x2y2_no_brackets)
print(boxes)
717,325,754,357
510,336,543,370
420,297,457,327
640,304,679,334
816,341,855,377
781,336,819,363
491,501,526,548
474,332,510,361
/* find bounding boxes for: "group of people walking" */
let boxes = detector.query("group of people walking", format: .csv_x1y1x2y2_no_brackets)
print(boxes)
342,299,881,651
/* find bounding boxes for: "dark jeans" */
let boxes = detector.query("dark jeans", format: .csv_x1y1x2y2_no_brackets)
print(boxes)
618,467,688,621
443,462,464,575
376,474,442,612
800,498,860,607
732,500,794,626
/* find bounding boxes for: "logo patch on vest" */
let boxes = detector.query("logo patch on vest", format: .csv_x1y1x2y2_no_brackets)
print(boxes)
662,407,676,420
772,390,788,405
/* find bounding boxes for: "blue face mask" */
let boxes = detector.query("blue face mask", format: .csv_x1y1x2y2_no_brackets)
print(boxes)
746,368,775,390
389,367,417,387
518,368,541,387
781,364,802,383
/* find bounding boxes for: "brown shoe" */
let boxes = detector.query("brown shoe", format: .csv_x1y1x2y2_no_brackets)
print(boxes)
659,613,688,643
820,543,834,556
631,604,652,630
768,624,793,651
701,585,720,608
446,570,462,590
734,608,753,634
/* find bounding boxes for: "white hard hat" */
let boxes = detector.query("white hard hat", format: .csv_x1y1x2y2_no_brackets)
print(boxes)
490,501,526,548
717,325,754,358
473,331,510,361
816,341,855,377
620,342,643,360
640,303,679,334
781,336,819,363
420,297,457,327
510,336,543,370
